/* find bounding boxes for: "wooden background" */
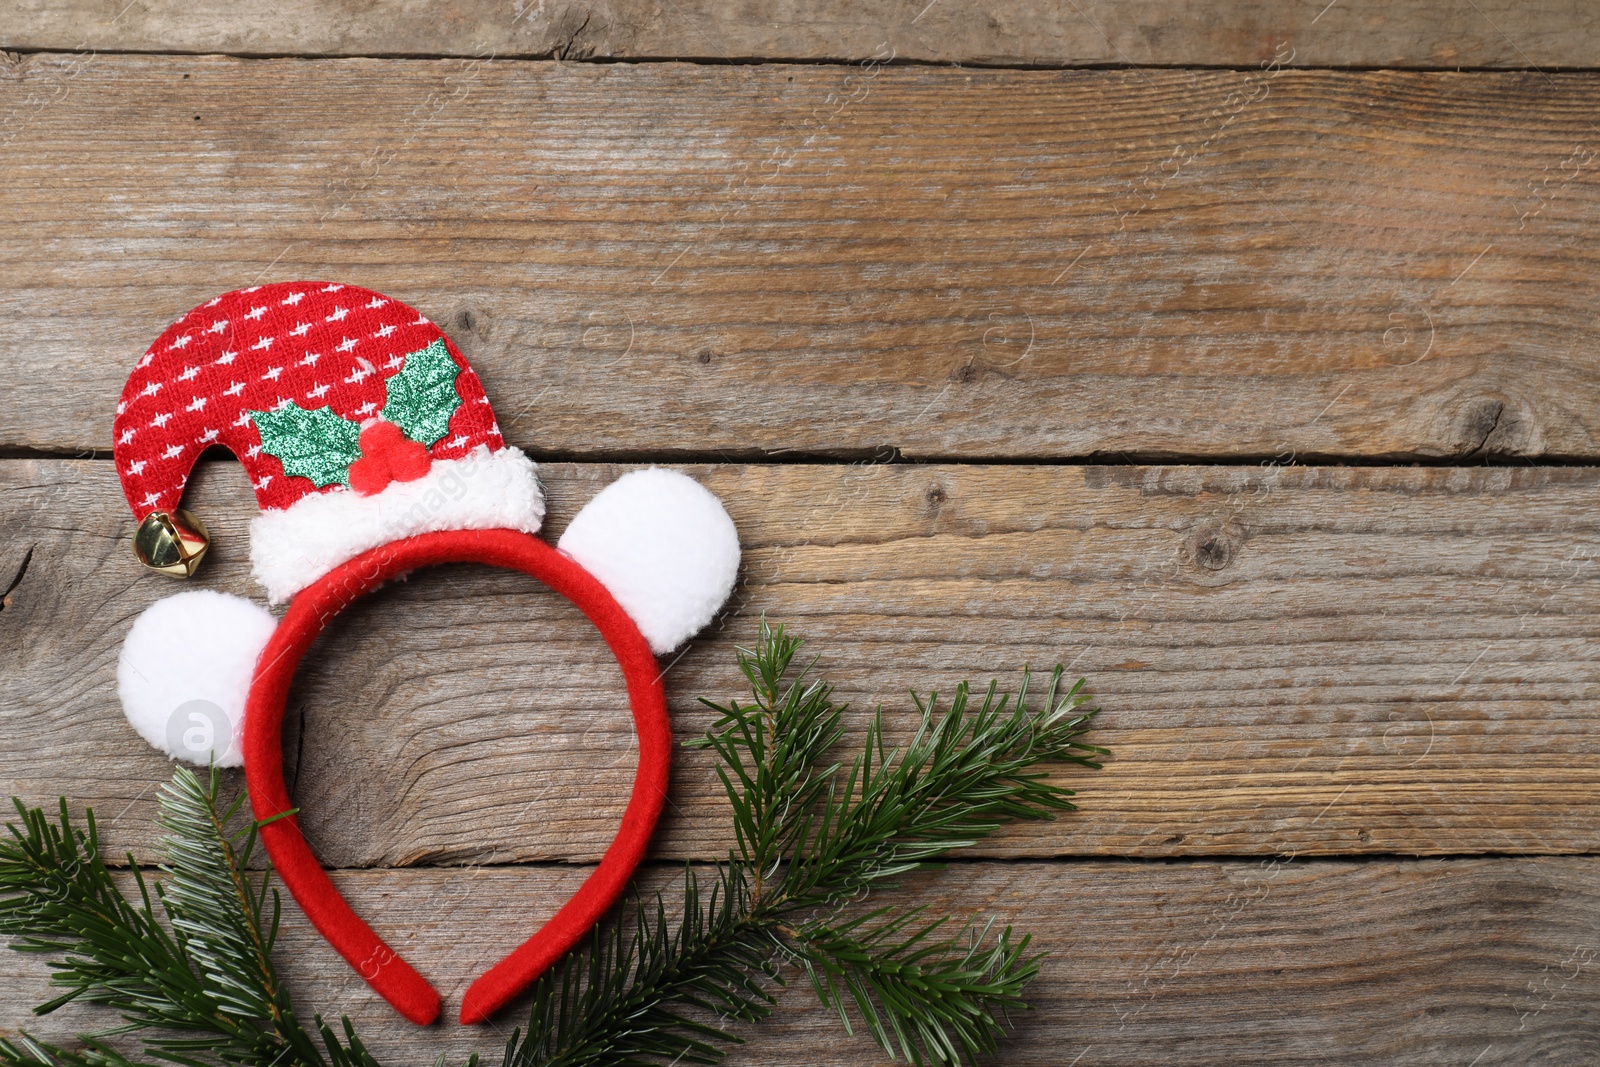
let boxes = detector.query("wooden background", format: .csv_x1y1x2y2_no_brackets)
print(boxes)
4,3,1600,1064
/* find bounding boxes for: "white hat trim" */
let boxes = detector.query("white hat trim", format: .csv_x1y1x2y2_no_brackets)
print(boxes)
250,444,544,604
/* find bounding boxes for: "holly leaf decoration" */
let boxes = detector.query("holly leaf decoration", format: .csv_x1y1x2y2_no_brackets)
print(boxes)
249,403,363,488
381,339,462,447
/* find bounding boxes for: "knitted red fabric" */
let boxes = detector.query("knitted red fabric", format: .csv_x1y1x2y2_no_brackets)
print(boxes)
242,529,671,1026
113,282,502,517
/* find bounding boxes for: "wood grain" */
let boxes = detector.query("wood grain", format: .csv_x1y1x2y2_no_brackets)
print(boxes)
1,859,1596,1065
6,458,1600,865
4,0,1595,69
4,56,1600,461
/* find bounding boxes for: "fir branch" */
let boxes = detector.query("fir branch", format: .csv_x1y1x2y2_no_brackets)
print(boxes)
0,767,441,1067
504,620,1104,1067
0,792,205,1052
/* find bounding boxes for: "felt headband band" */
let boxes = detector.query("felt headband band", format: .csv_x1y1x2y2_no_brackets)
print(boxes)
112,283,741,1025
244,528,672,1026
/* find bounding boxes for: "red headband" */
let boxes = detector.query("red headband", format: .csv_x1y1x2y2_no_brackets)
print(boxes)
244,529,671,1025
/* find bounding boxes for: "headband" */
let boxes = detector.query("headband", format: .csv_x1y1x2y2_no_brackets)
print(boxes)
111,282,740,1025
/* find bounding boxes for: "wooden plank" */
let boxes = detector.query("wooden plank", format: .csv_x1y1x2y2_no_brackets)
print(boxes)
2,859,1596,1064
5,458,1600,864
4,56,1600,461
4,0,1596,69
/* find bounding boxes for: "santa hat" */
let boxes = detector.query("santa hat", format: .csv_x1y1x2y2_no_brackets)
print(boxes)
114,280,540,603
114,281,740,768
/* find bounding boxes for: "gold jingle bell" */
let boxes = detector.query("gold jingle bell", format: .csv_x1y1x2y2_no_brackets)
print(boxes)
133,510,210,578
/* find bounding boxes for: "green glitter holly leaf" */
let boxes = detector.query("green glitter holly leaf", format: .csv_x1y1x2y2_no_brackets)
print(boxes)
249,403,363,488
381,339,462,447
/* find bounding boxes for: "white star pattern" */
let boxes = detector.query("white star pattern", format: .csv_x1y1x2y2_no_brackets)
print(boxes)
204,295,223,307
114,285,503,516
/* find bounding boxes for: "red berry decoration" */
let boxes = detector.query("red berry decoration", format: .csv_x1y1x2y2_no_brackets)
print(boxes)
348,420,433,497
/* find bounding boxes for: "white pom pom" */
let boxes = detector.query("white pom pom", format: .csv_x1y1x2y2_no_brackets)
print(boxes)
558,468,740,654
117,590,277,767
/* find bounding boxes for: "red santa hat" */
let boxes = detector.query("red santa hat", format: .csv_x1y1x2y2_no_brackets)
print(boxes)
114,280,543,603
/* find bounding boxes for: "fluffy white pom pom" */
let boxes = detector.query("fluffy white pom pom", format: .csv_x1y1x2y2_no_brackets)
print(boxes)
117,590,277,767
558,468,740,654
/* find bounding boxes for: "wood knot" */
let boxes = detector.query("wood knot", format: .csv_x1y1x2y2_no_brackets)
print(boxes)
455,307,488,340
696,348,713,364
1184,520,1245,571
925,485,947,509
1460,396,1507,456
